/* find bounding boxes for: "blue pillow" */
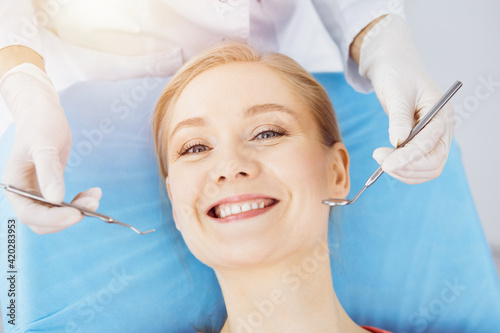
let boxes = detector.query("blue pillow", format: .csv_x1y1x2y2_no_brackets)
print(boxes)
1,73,499,333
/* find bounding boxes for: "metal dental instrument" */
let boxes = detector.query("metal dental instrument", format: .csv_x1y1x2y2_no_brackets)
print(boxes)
322,80,463,207
0,183,155,235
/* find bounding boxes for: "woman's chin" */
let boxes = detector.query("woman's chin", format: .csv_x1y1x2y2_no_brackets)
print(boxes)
199,243,280,271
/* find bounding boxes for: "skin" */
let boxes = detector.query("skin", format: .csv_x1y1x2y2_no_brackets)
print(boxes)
349,15,387,65
0,45,45,76
164,62,368,333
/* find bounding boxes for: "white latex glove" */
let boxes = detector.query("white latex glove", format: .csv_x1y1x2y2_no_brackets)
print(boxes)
359,14,455,184
0,63,102,234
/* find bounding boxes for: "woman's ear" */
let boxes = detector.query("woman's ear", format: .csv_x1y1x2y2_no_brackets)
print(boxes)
327,142,350,198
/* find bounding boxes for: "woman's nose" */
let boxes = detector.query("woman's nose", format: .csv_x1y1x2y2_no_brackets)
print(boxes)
212,150,259,185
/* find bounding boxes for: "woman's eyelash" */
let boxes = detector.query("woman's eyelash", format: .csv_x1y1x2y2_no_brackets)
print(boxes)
253,128,286,140
178,128,287,156
178,141,208,156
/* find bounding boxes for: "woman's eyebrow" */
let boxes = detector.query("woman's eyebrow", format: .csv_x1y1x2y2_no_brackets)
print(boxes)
169,103,298,140
170,117,206,141
244,103,299,119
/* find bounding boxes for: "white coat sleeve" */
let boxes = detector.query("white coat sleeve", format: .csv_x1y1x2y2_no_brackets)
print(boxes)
311,0,405,93
0,0,44,58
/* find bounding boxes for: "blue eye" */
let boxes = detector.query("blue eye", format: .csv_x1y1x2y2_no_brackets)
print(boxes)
180,142,209,156
254,129,286,140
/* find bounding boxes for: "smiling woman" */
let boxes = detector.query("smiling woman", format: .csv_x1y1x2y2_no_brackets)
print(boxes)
152,42,388,333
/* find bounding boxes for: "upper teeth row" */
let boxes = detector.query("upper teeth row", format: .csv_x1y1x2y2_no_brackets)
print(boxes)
215,200,266,218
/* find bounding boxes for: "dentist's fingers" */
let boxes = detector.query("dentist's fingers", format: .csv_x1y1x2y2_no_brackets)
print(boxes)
376,115,444,168
4,190,81,234
373,106,453,184
3,187,102,235
372,147,394,165
384,89,414,148
70,187,102,209
32,146,66,204
373,129,451,184
378,154,448,185
29,188,103,234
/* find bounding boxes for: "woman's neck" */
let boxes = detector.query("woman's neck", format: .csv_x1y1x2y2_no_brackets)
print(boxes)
216,239,366,333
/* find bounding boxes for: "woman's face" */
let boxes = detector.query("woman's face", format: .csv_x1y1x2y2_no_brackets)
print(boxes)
165,62,349,269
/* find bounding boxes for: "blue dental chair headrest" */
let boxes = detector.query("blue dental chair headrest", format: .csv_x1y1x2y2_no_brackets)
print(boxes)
1,73,499,333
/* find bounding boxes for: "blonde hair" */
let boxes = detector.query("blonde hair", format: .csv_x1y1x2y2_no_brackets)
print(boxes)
153,42,342,179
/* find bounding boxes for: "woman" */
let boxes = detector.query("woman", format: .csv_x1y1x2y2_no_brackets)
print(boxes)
153,42,391,333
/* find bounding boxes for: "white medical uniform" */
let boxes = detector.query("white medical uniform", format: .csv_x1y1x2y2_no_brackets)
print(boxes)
0,0,404,91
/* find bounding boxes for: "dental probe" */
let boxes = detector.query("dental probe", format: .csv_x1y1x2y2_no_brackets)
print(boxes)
322,80,463,206
0,183,155,235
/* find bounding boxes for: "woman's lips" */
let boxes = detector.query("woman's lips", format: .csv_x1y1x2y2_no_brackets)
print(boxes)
209,199,279,222
207,194,278,213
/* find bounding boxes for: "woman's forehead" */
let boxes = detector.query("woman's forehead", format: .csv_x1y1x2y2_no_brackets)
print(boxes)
169,62,307,123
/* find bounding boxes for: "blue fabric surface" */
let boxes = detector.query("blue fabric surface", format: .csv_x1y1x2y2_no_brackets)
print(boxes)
1,73,499,333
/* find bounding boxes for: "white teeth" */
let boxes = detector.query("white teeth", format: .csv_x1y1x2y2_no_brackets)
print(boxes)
231,205,241,215
241,203,251,212
214,198,276,218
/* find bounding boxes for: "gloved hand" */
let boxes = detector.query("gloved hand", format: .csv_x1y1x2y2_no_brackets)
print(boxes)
0,63,102,234
359,14,455,184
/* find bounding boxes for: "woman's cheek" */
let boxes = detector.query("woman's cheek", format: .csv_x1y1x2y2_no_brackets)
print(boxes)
274,143,324,183
169,167,196,223
275,143,329,213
